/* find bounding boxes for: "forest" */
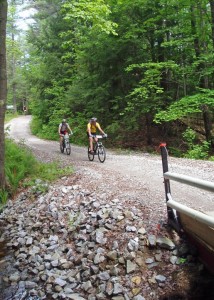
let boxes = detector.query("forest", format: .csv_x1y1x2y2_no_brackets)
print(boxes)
5,0,214,158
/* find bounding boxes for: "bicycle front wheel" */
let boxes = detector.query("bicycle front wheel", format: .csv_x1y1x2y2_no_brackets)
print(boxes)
66,142,71,155
60,141,65,153
98,146,106,163
88,147,94,161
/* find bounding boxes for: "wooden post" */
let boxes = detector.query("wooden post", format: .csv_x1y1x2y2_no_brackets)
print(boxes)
160,143,181,231
160,143,171,200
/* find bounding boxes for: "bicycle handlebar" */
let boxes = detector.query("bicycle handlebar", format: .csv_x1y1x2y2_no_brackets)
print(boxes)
60,132,73,137
95,134,107,139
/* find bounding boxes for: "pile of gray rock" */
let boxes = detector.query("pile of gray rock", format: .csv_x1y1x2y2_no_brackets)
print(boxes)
0,178,198,300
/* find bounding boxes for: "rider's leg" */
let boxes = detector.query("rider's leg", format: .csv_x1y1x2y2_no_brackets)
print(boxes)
60,135,63,146
93,137,98,152
89,136,94,152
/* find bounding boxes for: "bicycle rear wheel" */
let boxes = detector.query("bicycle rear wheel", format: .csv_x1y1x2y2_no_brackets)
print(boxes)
88,147,95,161
98,145,106,163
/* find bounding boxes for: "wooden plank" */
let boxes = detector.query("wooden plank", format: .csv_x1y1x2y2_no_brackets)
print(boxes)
179,213,214,250
185,231,214,273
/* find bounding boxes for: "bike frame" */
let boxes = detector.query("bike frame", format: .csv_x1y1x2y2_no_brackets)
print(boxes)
93,139,103,153
60,133,71,155
88,135,106,163
63,133,70,146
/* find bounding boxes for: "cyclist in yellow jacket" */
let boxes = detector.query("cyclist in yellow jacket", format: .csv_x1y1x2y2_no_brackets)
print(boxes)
87,117,107,153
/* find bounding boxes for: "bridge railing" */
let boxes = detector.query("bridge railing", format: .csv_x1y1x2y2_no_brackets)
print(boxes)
159,143,214,231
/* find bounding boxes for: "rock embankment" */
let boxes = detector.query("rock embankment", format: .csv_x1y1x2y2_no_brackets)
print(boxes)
0,173,203,300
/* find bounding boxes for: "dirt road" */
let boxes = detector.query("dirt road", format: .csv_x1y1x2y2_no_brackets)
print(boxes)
7,115,214,215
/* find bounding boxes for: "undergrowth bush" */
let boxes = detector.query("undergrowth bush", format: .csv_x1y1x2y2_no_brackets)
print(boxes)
5,111,19,122
30,116,43,136
184,141,210,160
182,128,210,160
5,138,37,194
0,138,73,207
31,112,88,146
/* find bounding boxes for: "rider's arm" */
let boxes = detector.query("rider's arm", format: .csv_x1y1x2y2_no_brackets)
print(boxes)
100,128,105,135
96,123,105,135
87,123,92,136
67,124,72,133
58,124,61,134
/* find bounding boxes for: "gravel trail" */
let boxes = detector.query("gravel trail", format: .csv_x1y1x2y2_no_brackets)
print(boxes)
7,115,214,214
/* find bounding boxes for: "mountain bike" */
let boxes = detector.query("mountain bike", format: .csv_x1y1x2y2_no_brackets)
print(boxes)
88,135,106,163
60,133,71,155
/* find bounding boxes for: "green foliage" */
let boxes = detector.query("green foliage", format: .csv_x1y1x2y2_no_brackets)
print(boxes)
6,164,26,194
23,162,73,188
125,61,178,118
106,121,121,137
179,258,187,264
31,110,88,144
31,182,49,195
30,102,70,140
7,4,26,112
0,189,8,209
105,121,126,147
62,0,118,35
5,138,38,194
182,128,196,149
168,147,183,158
30,116,43,136
5,111,19,123
32,162,73,183
184,142,210,160
182,128,210,160
3,138,73,204
154,90,214,124
13,0,214,155
69,112,88,146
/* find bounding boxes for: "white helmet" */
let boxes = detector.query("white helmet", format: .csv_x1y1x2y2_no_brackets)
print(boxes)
91,117,97,122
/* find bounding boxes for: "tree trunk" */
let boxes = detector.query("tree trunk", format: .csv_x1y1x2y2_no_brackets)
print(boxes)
210,0,214,48
12,29,17,113
201,105,213,148
146,113,152,145
190,3,201,58
190,1,213,148
0,0,8,189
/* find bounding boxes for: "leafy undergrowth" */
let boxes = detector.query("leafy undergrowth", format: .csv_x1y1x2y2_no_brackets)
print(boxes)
0,138,73,208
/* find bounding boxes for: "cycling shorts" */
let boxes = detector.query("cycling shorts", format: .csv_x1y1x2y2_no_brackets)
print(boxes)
60,130,67,135
87,132,96,138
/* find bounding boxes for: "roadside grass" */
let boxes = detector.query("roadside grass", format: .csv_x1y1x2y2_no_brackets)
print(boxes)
0,138,73,209
5,111,20,123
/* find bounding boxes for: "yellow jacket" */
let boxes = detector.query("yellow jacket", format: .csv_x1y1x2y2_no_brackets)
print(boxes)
87,122,101,134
